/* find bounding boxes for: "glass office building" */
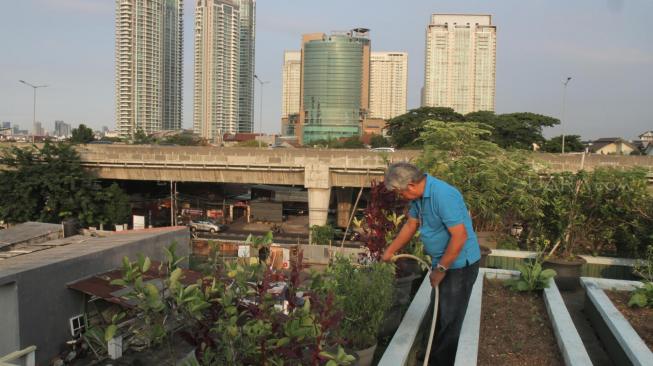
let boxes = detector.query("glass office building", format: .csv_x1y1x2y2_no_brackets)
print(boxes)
301,32,369,144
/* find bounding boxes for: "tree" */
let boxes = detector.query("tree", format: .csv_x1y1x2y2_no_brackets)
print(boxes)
99,183,131,227
70,124,95,144
386,107,464,148
489,113,560,150
133,129,155,145
542,135,585,153
162,131,206,146
0,142,131,227
464,111,497,125
369,134,392,148
418,121,543,233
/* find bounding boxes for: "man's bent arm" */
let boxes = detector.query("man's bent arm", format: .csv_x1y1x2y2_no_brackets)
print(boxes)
381,217,420,261
437,223,468,269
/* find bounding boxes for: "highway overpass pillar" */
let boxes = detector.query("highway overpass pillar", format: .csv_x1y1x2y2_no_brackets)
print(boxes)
305,164,332,227
308,188,331,227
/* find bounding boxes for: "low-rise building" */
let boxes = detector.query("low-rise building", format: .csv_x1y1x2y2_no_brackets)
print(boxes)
588,137,638,155
0,226,189,363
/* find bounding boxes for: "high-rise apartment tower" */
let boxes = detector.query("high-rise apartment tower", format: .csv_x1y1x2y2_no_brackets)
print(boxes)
423,14,496,114
194,0,256,141
237,0,256,133
193,0,240,140
369,52,408,120
281,50,301,135
115,0,183,138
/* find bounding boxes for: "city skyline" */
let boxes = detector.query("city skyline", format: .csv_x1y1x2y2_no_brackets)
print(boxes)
1,0,652,140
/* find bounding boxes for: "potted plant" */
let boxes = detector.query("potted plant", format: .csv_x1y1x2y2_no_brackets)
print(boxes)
327,256,395,366
534,171,587,290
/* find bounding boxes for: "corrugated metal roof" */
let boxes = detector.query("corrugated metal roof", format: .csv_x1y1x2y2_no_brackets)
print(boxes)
67,262,203,308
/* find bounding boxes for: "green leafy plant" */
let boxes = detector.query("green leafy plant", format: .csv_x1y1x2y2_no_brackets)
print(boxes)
325,257,395,350
628,282,653,308
311,224,335,245
507,261,557,292
110,240,353,365
634,245,653,281
245,231,273,262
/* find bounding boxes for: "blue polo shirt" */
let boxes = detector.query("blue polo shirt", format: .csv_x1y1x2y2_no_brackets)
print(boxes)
408,174,481,269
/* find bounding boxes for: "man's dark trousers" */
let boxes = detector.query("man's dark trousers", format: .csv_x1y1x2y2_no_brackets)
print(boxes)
429,260,480,366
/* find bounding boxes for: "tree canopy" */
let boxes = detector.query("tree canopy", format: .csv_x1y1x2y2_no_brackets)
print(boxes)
386,108,561,150
0,143,131,227
386,107,464,148
70,123,95,144
541,135,585,153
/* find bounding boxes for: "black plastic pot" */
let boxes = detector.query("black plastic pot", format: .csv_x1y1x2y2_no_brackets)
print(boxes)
543,257,586,291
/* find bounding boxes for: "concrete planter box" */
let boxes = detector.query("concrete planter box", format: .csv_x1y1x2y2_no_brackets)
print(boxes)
580,277,652,366
487,249,640,280
379,268,592,366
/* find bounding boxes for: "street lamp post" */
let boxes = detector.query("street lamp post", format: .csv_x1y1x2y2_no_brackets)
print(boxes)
19,80,48,142
561,77,572,154
254,74,270,148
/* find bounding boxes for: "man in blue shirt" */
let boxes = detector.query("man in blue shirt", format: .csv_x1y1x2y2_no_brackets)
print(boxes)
382,162,480,366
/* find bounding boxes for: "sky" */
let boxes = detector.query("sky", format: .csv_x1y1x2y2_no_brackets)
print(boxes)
1,0,652,140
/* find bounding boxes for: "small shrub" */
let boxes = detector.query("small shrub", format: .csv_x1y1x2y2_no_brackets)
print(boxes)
628,282,653,308
310,224,335,245
507,261,556,292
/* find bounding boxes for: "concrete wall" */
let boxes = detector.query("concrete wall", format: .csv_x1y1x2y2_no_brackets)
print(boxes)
0,282,20,356
0,228,190,363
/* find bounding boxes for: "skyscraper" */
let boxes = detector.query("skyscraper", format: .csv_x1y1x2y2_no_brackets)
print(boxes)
423,14,496,115
369,52,408,120
281,50,301,135
237,0,256,133
115,0,183,138
54,120,71,138
299,29,371,144
34,121,44,136
194,0,251,141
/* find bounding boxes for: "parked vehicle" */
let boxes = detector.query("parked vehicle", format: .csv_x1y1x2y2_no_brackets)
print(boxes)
189,220,224,234
369,147,395,153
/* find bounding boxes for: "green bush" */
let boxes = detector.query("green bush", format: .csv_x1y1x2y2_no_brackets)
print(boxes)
310,224,335,245
629,282,653,308
326,257,395,349
507,261,556,292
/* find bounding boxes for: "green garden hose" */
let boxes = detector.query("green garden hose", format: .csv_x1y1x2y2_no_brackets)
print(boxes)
391,254,438,366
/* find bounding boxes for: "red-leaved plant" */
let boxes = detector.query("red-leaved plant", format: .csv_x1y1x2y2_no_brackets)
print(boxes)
361,180,407,259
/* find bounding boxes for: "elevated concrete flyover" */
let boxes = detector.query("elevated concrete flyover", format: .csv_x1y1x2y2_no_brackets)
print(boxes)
76,145,419,226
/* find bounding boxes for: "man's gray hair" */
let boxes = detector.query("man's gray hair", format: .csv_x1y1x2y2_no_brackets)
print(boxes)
384,162,424,191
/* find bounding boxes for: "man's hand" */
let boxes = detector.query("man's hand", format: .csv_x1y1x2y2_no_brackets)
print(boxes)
381,250,394,262
430,270,446,288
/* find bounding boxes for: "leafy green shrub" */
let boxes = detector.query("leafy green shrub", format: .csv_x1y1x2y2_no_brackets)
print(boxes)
106,240,354,365
507,261,556,292
628,282,653,308
326,257,395,349
634,245,653,281
310,224,335,245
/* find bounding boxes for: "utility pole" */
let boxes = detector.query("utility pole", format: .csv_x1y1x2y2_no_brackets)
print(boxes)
561,77,572,154
19,80,48,143
254,74,270,148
